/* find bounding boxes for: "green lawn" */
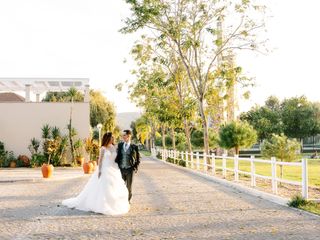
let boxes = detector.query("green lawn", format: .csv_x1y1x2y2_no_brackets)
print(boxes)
140,150,151,157
187,158,320,187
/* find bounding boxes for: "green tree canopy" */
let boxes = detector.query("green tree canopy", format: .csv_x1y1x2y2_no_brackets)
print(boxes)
240,96,283,141
281,96,319,140
122,0,267,156
219,121,257,155
89,90,116,132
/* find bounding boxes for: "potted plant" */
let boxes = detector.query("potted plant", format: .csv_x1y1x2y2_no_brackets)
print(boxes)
9,159,17,168
41,139,57,178
83,138,95,174
90,140,99,171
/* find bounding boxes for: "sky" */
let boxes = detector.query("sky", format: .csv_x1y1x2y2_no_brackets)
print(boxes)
0,0,319,113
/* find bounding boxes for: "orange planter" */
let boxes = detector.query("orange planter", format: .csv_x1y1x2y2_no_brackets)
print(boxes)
41,164,54,178
10,161,16,168
83,162,94,174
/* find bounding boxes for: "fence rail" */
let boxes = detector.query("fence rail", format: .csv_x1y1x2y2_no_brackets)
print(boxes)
152,148,312,200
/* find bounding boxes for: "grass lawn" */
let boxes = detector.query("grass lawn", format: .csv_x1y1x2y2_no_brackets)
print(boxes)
190,158,320,187
140,150,151,157
300,202,320,215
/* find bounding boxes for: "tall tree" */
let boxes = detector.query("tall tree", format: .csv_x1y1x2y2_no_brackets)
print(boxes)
67,87,77,164
89,90,116,132
122,0,266,155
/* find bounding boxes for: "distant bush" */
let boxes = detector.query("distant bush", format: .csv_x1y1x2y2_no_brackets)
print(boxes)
0,141,16,168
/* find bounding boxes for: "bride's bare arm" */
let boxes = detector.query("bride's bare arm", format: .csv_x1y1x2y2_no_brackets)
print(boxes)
98,147,105,178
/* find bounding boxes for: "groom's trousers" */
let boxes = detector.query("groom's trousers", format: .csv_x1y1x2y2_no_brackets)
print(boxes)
120,167,133,202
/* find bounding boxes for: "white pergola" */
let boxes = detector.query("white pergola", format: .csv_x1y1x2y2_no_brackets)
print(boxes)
0,78,90,102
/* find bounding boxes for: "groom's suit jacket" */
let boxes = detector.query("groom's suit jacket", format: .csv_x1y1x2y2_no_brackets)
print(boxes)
115,142,140,171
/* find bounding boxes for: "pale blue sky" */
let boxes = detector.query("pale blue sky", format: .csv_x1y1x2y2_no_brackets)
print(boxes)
0,0,319,113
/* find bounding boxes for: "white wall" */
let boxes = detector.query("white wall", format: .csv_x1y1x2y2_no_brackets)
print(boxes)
0,102,90,158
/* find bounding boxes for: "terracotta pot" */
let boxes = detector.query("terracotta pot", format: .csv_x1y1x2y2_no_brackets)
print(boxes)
76,156,84,166
41,164,54,178
10,161,16,168
83,162,94,174
90,160,97,171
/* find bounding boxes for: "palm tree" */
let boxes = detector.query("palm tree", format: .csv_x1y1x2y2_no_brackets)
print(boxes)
67,87,77,164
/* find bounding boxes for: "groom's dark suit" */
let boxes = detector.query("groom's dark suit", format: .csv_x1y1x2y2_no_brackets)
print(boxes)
115,142,140,202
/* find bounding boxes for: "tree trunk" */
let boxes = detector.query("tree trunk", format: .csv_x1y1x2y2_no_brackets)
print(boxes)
199,99,211,164
171,127,176,150
151,126,156,149
235,146,239,155
161,125,166,149
145,136,150,150
184,119,192,153
69,100,75,165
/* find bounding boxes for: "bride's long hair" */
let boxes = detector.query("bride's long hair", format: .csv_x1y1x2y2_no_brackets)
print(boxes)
101,132,113,147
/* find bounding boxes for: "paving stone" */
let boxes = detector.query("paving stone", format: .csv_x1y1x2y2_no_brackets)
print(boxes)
0,157,319,239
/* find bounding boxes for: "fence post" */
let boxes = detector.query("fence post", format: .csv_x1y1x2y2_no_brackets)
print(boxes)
203,152,208,172
191,152,194,169
185,151,189,168
250,155,256,187
271,157,278,194
302,159,309,199
181,151,184,165
211,153,215,175
234,154,239,181
196,152,200,170
161,149,164,161
222,154,227,178
176,150,179,164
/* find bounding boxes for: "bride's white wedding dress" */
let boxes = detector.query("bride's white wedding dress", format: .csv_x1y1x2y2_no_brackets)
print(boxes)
62,145,130,215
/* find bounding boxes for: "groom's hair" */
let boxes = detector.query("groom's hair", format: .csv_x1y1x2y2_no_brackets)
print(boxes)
123,129,132,136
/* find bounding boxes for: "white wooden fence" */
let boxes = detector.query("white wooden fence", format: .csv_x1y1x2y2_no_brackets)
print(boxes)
151,148,310,200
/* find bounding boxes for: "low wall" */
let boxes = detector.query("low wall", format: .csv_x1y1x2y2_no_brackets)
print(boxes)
0,102,90,158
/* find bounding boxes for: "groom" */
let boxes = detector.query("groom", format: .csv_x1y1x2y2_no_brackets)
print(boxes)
115,129,140,203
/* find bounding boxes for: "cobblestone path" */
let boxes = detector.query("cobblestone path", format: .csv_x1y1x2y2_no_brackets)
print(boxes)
1,157,320,239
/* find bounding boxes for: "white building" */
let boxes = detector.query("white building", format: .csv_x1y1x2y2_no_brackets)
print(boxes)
0,78,90,158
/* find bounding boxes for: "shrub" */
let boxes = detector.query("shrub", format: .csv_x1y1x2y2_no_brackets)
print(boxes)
166,157,175,163
178,159,186,167
0,142,16,168
261,134,301,179
288,195,307,208
17,155,30,167
30,154,46,168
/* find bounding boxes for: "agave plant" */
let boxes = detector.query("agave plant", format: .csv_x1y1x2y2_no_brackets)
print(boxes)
41,124,51,139
28,138,40,155
74,139,84,157
51,126,61,139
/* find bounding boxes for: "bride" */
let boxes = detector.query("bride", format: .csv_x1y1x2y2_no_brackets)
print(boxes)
62,132,130,215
